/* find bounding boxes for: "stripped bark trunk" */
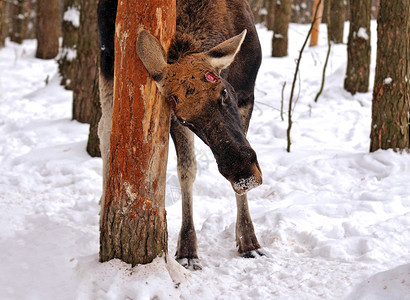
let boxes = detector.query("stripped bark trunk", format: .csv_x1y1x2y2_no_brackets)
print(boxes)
99,0,176,266
309,0,324,46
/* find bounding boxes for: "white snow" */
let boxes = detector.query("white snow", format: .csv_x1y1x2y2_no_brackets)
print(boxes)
357,27,369,40
384,77,393,85
63,7,80,28
1,21,410,299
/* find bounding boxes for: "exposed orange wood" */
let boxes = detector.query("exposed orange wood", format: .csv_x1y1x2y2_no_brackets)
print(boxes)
310,0,324,47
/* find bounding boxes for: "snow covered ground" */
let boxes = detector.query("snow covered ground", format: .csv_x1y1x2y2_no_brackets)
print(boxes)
1,22,410,300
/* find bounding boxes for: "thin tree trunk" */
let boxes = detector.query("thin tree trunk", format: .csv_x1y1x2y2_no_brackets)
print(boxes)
328,0,346,43
100,0,176,266
35,0,59,59
271,0,293,57
309,0,324,46
369,0,410,151
72,0,98,123
344,0,371,94
0,0,7,47
86,58,101,158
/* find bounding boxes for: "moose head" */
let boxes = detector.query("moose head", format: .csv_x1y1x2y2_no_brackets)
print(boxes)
136,30,262,194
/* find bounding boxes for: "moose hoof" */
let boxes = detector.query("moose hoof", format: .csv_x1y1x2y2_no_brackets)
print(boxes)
241,249,267,258
177,258,203,270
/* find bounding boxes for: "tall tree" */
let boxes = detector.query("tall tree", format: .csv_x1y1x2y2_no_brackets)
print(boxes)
309,0,324,46
291,0,313,24
72,0,99,123
369,0,410,151
266,0,275,30
99,0,176,266
10,0,28,44
271,0,293,57
58,0,80,90
0,0,7,47
328,0,346,44
344,0,371,94
86,60,101,158
35,0,60,59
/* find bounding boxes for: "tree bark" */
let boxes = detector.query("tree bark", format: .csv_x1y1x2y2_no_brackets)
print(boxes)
86,58,101,158
35,0,59,59
328,0,346,43
10,0,28,44
266,0,275,31
369,0,410,152
271,0,293,57
344,0,371,94
309,0,324,47
58,0,79,90
72,0,99,123
100,0,176,266
0,0,7,47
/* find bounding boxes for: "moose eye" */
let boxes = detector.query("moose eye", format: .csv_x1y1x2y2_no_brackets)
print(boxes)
205,72,220,83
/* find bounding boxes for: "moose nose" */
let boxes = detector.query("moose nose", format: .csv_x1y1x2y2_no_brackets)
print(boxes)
230,162,262,195
228,148,262,195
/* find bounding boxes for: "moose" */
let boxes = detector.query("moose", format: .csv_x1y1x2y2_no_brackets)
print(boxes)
97,0,264,270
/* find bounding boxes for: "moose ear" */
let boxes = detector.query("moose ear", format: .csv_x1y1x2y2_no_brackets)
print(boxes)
136,30,168,82
205,30,247,72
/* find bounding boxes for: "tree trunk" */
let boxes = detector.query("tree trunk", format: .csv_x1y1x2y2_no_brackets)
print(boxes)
291,0,313,24
328,0,346,43
309,0,324,47
72,0,99,123
344,0,371,94
100,0,176,266
249,0,265,24
86,59,101,158
10,0,28,44
0,0,7,47
271,0,293,57
266,0,275,31
58,0,79,90
369,0,410,152
35,0,59,59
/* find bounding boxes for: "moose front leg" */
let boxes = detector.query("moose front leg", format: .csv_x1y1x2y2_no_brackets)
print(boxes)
235,192,265,257
170,119,202,270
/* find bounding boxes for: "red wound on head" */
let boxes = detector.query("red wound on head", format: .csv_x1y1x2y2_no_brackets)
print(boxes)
205,72,220,83
169,95,178,112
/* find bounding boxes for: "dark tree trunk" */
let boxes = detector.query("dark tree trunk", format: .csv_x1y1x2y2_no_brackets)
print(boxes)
271,0,293,57
72,0,99,123
369,0,410,152
344,0,371,94
10,0,28,44
58,0,79,90
86,60,101,158
328,0,346,43
99,0,176,266
35,0,60,59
